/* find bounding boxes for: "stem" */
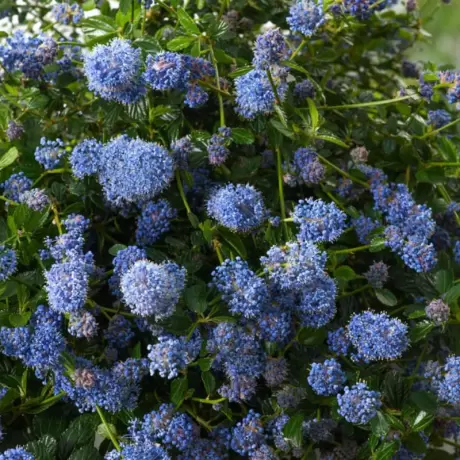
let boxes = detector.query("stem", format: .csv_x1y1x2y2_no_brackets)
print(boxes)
426,162,460,168
33,168,69,187
318,95,412,110
276,147,288,239
266,69,282,106
339,284,371,298
0,195,19,206
290,39,306,60
420,118,460,139
442,438,460,449
51,204,63,235
175,170,192,214
96,405,121,452
437,184,460,227
209,45,225,127
191,397,226,404
99,306,136,318
317,154,370,188
331,244,371,255
214,241,224,264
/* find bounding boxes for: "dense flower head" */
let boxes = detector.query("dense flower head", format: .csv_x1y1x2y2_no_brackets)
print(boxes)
437,356,460,405
104,315,134,348
171,136,193,169
347,311,409,361
18,188,49,211
147,332,201,379
292,198,347,243
70,138,103,179
98,135,174,206
211,257,268,317
425,299,449,325
447,75,460,104
304,418,337,442
308,358,346,396
364,261,389,288
344,0,393,19
235,69,286,119
83,39,145,104
276,385,306,409
68,310,98,338
290,147,325,185
428,109,451,129
207,183,267,231
109,245,147,296
455,241,460,264
6,121,24,141
52,2,84,24
231,410,266,456
144,52,189,91
253,28,290,69
294,79,315,100
337,383,382,424
0,447,34,460
184,83,209,108
352,214,381,244
106,440,169,460
328,327,351,356
207,130,232,166
255,305,293,343
0,245,17,281
136,199,176,246
120,260,186,319
2,172,32,202
34,137,65,170
263,357,288,387
287,0,326,36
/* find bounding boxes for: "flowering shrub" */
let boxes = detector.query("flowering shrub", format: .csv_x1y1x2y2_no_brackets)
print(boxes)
0,0,460,459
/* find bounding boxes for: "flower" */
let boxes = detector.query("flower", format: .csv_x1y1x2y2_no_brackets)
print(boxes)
0,246,17,281
207,183,267,231
287,0,326,36
68,311,98,338
425,299,449,325
19,188,49,211
437,356,460,405
109,246,147,297
308,358,346,396
231,410,266,456
263,357,288,387
252,28,290,69
294,79,315,100
120,260,186,319
6,121,23,141
144,52,189,90
52,2,84,24
327,327,351,356
0,447,34,460
70,139,103,179
34,137,65,170
364,261,389,289
2,172,32,202
136,199,176,246
428,109,451,129
337,383,382,424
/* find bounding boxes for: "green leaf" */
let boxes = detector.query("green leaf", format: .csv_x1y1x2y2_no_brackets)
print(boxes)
9,312,31,327
384,371,409,409
445,283,460,305
334,266,357,281
33,409,70,440
26,435,57,460
316,131,349,148
412,410,434,432
297,327,327,345
282,413,304,448
416,168,445,184
81,16,117,33
307,98,319,130
375,288,398,307
410,321,434,343
407,309,426,319
370,237,386,252
435,269,454,294
197,357,213,371
370,411,390,438
119,0,132,14
213,48,233,64
96,422,118,441
230,128,255,144
58,414,99,460
201,371,215,395
68,446,103,460
218,228,247,259
188,211,200,228
374,441,398,460
184,285,207,313
403,432,428,454
108,244,127,256
177,7,200,35
0,147,19,171
167,36,196,51
171,376,188,407
410,391,438,414
228,65,253,78
134,37,162,55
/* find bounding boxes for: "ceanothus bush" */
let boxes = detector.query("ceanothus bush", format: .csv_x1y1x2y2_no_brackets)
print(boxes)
0,0,458,458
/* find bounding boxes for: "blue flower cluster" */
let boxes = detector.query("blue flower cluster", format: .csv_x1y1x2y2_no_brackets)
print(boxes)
104,315,134,348
6,121,23,141
52,2,83,24
252,28,290,69
425,299,449,325
347,311,409,361
207,126,232,165
364,261,389,288
120,260,186,319
327,327,351,356
18,188,49,211
352,214,381,244
337,382,382,424
428,109,451,129
34,137,66,170
2,172,33,202
68,310,98,338
0,447,34,460
286,147,325,186
70,138,103,179
136,199,176,246
294,79,315,100
171,136,193,169
287,0,326,36
207,183,267,231
432,356,460,405
0,245,17,281
308,358,346,396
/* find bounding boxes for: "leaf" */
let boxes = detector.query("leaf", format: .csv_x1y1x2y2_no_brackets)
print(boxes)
0,147,19,171
412,410,434,432
134,37,163,55
410,391,438,414
307,98,319,130
282,413,304,448
108,244,127,256
213,48,233,64
384,371,409,409
370,237,386,252
197,357,213,371
334,266,357,281
403,432,428,454
297,327,327,345
68,446,103,460
407,309,426,319
410,321,434,343
374,441,398,460
435,269,453,294
9,312,31,327
171,376,188,407
58,414,99,460
218,228,247,259
167,36,196,51
81,16,117,34
177,7,200,35
188,212,200,228
445,283,460,305
375,288,398,307
230,128,255,144
201,371,215,395
370,411,390,438
316,132,349,148
26,435,57,460
96,422,117,441
228,65,253,78
33,409,70,440
184,285,207,313
119,0,131,14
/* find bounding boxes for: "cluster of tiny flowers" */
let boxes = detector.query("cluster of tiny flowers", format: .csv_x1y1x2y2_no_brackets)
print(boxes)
2,172,32,202
352,214,381,244
0,245,17,281
252,28,290,69
104,315,134,348
425,299,449,325
136,199,176,246
287,0,326,36
304,418,337,442
207,183,267,232
97,135,174,206
19,188,49,211
70,138,102,179
68,310,98,338
235,69,286,119
435,356,460,405
52,2,84,24
347,311,409,361
343,0,392,19
211,257,268,317
0,31,57,79
34,137,65,170
6,121,24,141
428,109,451,129
364,261,389,288
120,260,186,319
207,127,232,165
455,241,460,264
294,79,315,99
308,358,346,396
109,245,147,297
171,136,193,169
327,327,351,356
230,410,266,455
83,39,145,104
263,357,288,387
447,74,460,104
0,447,34,460
292,198,347,242
147,331,201,379
337,382,382,424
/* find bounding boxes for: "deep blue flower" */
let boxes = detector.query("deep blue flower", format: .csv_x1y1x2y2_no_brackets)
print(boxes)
428,109,451,129
184,83,209,108
207,131,232,166
276,386,306,409
18,188,49,211
437,356,460,405
52,2,83,24
327,327,351,356
136,199,176,246
308,358,346,396
287,0,326,36
352,214,381,244
263,357,288,387
104,315,134,348
455,241,460,264
231,410,266,456
2,172,32,202
171,136,193,169
0,447,34,460
6,121,23,141
337,383,381,424
70,139,102,179
120,260,186,319
34,137,65,170
144,52,189,90
252,28,290,69
68,310,98,339
207,183,267,231
294,79,315,100
0,246,17,281
364,261,389,289
291,147,325,185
